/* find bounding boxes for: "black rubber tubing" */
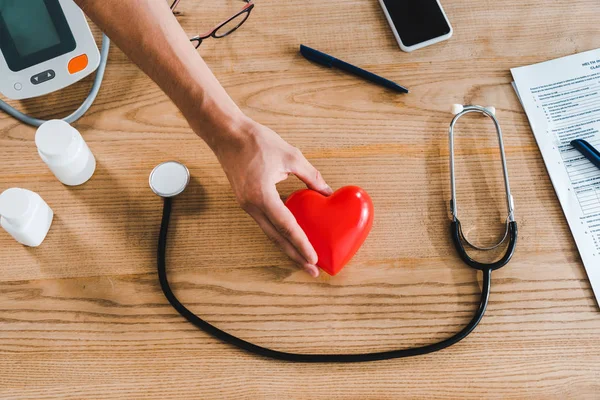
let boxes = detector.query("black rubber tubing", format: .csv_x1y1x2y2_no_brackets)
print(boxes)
451,220,518,271
157,197,493,362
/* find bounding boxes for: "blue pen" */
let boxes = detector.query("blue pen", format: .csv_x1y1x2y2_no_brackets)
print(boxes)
571,139,600,170
300,45,409,94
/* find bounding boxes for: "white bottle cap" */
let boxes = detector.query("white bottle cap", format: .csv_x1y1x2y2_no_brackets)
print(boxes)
0,188,32,227
35,120,79,161
0,188,54,247
35,120,96,186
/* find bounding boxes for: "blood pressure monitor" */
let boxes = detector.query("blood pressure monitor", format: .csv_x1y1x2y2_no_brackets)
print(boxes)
0,0,100,100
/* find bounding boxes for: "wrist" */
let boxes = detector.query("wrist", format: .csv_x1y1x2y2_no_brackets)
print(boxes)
183,87,254,154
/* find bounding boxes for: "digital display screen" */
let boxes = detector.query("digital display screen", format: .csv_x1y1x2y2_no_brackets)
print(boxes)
0,0,75,71
1,0,61,57
382,0,451,47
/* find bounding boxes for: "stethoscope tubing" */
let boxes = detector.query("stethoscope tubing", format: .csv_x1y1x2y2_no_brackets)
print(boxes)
155,104,517,362
452,220,518,271
158,197,493,363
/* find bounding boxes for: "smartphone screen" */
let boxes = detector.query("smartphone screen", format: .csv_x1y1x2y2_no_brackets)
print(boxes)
381,0,451,47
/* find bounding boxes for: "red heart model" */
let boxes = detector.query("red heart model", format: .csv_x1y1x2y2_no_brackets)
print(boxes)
285,186,374,276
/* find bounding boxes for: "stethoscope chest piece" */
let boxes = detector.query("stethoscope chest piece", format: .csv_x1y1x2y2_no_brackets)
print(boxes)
149,161,190,198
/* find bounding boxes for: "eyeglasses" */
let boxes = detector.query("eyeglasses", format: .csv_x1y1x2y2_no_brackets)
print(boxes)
170,0,255,49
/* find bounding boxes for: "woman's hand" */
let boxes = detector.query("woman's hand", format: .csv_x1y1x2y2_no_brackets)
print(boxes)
213,118,332,277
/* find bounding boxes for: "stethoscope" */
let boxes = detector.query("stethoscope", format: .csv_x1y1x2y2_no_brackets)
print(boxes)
449,104,518,271
149,105,517,363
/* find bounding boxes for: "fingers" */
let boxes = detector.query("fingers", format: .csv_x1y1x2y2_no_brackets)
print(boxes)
288,149,333,196
250,210,320,278
263,188,319,265
262,188,319,264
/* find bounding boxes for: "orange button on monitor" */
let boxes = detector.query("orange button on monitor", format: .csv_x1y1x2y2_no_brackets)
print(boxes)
68,54,88,74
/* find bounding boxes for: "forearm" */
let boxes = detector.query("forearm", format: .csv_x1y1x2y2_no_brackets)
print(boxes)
75,0,248,152
75,0,331,276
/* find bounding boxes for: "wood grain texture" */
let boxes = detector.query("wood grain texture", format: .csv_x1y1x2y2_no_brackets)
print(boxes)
1,0,600,399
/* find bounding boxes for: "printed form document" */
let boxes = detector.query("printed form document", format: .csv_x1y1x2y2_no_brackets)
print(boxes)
512,49,600,305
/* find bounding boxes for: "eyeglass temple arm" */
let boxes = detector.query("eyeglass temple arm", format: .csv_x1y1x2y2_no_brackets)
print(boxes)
170,0,182,11
173,0,251,10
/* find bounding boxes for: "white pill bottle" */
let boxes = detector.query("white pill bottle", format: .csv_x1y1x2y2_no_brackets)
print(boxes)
0,188,54,247
35,120,96,186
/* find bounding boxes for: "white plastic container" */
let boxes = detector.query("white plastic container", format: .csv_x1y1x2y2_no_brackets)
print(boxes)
35,120,96,186
0,188,54,247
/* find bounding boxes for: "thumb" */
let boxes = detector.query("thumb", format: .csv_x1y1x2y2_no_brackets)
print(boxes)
289,150,333,196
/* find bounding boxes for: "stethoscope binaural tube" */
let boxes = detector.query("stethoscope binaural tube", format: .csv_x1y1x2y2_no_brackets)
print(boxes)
150,159,503,363
448,105,518,271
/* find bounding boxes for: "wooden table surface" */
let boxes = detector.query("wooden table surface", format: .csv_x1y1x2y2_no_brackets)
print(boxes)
2,1,600,398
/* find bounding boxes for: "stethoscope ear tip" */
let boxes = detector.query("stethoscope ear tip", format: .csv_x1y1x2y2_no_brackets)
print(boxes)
451,104,464,115
451,104,496,117
149,161,190,198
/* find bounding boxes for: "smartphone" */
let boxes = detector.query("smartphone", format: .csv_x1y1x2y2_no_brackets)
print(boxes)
378,0,453,52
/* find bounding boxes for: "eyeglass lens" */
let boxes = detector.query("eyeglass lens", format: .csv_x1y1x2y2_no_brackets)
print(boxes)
214,10,252,38
174,1,253,48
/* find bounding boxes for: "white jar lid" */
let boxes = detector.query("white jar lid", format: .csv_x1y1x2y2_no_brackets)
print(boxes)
35,120,78,160
0,188,32,224
149,161,190,198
